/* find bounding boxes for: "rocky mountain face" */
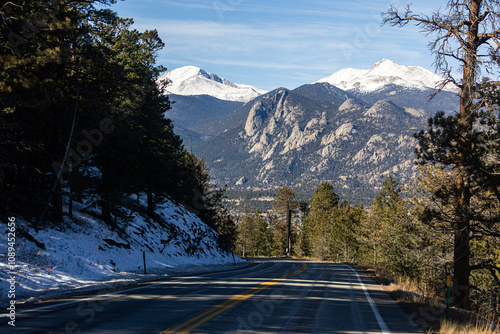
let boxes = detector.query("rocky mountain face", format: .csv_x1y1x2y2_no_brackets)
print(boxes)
194,85,434,203
349,84,458,114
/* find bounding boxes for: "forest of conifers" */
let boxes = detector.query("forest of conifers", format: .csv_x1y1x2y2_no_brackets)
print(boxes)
0,1,234,243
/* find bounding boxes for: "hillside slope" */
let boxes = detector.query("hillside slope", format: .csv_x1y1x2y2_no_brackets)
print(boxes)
0,198,243,306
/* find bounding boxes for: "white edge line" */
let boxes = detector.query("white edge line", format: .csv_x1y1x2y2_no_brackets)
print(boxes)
344,264,392,334
1,262,263,317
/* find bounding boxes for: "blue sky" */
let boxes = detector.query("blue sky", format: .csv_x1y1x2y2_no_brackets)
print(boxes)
110,0,443,91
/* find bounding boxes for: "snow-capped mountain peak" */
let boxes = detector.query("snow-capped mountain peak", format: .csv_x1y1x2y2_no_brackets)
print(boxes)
166,65,209,82
315,59,457,93
159,66,267,103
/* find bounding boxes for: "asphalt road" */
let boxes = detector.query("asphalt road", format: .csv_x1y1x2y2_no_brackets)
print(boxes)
1,258,423,333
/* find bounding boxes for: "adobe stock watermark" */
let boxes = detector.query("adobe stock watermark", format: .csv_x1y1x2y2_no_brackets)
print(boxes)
184,189,209,217
51,118,116,177
236,287,286,331
213,0,244,20
48,285,126,334
236,269,309,332
6,217,17,327
408,283,468,329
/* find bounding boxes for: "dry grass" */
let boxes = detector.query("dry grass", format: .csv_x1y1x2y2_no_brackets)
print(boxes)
387,275,439,305
437,319,499,334
16,241,58,273
354,265,499,333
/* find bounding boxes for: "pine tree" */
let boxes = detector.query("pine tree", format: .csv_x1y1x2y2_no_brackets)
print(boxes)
272,187,298,256
237,215,255,257
330,201,363,263
359,174,414,274
0,1,214,232
301,182,338,260
0,0,118,222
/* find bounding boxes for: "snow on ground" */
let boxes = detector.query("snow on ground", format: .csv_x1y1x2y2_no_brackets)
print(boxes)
0,197,245,307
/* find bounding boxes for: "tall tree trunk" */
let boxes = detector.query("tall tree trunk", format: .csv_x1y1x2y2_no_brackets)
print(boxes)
101,193,113,227
147,187,153,216
52,183,63,222
68,188,73,218
101,168,114,228
452,0,481,310
69,163,75,218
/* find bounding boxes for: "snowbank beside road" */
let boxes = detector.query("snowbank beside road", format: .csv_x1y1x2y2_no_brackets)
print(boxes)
0,198,244,307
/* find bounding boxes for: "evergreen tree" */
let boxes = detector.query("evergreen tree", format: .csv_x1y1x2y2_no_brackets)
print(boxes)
236,211,271,257
301,182,338,260
269,213,288,257
330,202,363,263
300,182,362,262
408,164,500,313
272,187,298,256
237,215,252,257
0,0,119,222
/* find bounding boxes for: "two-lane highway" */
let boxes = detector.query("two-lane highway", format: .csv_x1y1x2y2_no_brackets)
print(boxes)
1,259,422,333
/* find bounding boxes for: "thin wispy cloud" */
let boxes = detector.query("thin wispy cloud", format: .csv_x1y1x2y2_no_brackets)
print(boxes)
160,0,371,19
186,57,332,71
138,19,351,59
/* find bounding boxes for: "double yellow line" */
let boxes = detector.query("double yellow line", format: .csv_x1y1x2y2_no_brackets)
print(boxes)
160,263,306,334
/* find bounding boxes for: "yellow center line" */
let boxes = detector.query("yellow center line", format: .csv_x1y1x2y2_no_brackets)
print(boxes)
160,262,306,334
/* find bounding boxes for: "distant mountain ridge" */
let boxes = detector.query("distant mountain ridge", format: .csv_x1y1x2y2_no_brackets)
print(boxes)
159,66,267,102
315,58,457,93
164,60,458,141
167,94,243,129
